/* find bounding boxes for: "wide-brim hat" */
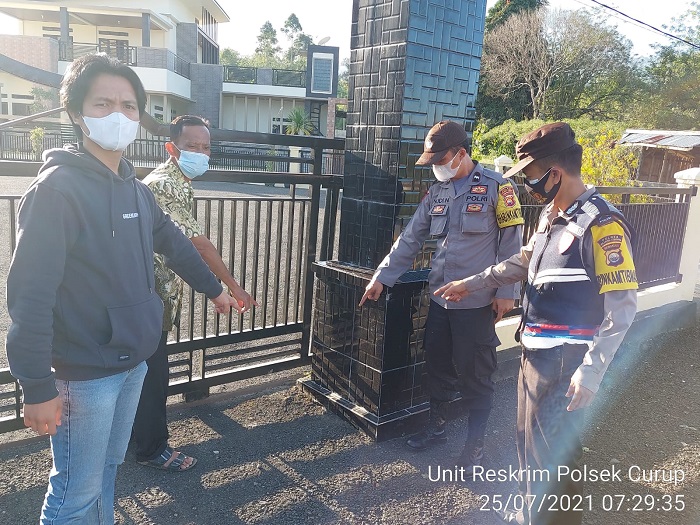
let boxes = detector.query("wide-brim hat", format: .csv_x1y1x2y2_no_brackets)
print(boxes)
503,122,577,177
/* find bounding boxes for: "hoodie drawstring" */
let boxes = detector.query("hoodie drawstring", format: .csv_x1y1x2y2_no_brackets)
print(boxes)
109,176,115,237
133,182,154,293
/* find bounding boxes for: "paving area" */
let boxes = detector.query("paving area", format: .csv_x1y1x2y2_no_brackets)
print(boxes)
0,312,699,525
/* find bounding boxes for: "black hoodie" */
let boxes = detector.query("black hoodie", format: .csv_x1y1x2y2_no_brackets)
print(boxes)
6,144,223,404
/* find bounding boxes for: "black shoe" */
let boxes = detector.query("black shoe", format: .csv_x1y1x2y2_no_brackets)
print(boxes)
406,427,448,451
406,400,449,451
495,507,525,524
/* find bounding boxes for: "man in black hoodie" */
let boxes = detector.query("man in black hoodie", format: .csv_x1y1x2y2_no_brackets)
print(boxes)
5,53,236,524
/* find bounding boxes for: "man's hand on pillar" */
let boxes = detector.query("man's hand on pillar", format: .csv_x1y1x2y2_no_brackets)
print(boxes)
359,280,384,307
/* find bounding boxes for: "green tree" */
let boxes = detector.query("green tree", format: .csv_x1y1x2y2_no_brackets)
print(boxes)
629,4,700,129
280,14,313,68
480,8,635,121
337,57,350,99
220,48,243,66
255,21,281,59
485,0,547,31
473,118,641,199
30,86,59,113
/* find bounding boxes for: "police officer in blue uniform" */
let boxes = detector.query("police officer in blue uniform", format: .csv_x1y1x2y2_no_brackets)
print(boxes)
437,122,638,525
359,121,524,467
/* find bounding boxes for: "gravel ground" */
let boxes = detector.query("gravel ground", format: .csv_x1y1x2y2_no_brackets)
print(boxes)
0,313,698,525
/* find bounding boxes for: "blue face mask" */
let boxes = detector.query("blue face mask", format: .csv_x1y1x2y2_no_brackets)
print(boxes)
175,146,210,179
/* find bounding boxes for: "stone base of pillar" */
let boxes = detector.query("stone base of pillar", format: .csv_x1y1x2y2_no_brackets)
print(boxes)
306,261,431,441
299,378,429,441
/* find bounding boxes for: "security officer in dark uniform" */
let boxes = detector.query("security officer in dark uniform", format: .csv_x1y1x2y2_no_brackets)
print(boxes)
359,121,524,467
436,122,638,525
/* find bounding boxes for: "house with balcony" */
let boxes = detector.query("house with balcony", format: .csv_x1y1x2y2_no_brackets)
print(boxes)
0,0,341,137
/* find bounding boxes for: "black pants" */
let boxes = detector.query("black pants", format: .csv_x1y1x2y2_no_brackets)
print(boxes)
132,331,170,462
517,344,588,525
424,301,500,409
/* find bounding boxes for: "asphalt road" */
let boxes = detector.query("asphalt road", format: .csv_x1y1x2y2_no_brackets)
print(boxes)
0,315,699,524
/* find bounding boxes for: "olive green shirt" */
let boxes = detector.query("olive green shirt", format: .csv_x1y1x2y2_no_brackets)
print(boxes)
142,159,202,331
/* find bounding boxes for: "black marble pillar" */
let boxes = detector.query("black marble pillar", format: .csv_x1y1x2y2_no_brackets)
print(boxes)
301,0,487,440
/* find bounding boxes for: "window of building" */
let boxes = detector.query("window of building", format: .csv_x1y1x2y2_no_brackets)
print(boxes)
310,53,334,95
272,117,291,135
11,103,31,116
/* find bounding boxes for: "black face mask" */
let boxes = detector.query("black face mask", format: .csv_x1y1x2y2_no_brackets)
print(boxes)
524,168,561,204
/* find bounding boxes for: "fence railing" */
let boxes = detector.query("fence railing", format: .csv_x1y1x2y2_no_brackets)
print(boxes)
60,41,137,66
223,66,306,88
0,123,344,433
272,69,306,88
0,125,346,175
0,158,692,433
59,42,189,78
223,66,257,84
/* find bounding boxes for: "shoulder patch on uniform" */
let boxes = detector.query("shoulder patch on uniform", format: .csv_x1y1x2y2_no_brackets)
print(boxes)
496,181,525,228
591,221,638,293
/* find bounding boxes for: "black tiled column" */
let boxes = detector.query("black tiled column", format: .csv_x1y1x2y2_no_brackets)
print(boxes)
301,0,487,440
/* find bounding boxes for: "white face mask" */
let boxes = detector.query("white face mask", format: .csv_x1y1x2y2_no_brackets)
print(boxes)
432,152,462,182
81,111,140,151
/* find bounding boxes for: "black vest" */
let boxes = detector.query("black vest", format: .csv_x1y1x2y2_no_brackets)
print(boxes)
521,194,630,342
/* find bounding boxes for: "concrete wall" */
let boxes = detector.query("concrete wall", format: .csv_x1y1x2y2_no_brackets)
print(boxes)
188,63,222,127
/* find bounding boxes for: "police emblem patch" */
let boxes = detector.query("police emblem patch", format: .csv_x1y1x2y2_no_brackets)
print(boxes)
471,185,488,194
467,203,483,212
431,204,448,215
499,184,517,207
472,172,481,183
597,234,624,267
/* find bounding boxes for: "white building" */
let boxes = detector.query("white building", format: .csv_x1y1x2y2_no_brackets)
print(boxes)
0,0,339,135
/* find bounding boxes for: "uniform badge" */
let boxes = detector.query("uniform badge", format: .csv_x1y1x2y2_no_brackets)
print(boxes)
472,172,481,183
597,234,624,266
430,204,448,215
470,185,488,194
467,203,483,212
499,184,517,207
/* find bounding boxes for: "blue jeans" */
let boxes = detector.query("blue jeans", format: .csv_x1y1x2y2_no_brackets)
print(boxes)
40,361,147,525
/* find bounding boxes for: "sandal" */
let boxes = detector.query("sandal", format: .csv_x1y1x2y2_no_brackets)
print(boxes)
138,446,197,472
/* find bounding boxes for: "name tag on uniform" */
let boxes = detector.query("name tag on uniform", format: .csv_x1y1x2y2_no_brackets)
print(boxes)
430,204,448,215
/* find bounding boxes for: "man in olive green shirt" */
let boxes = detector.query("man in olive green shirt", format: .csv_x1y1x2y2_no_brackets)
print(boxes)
132,115,257,471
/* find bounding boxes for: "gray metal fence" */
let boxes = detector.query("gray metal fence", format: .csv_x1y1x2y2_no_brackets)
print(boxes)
0,182,694,434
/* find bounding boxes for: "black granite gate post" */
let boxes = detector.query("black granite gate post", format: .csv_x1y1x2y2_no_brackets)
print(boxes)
301,0,487,440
